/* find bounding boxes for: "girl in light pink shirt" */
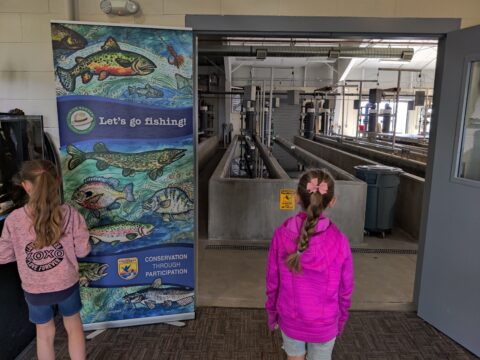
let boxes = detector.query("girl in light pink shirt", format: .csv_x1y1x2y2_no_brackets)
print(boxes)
0,160,90,360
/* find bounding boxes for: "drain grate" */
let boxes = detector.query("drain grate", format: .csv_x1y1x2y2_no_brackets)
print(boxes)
205,244,417,255
206,244,269,251
352,248,417,255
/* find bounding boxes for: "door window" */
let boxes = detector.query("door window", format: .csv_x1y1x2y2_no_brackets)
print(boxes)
457,61,480,181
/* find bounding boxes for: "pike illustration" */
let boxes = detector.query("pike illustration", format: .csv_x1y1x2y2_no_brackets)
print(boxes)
52,23,87,50
89,221,154,246
56,37,156,92
123,279,194,309
79,262,109,287
66,142,186,180
143,187,194,222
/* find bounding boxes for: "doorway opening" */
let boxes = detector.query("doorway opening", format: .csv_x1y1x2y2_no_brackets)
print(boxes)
194,27,439,311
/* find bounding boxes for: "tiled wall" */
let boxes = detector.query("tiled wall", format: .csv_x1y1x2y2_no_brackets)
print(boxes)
0,0,479,148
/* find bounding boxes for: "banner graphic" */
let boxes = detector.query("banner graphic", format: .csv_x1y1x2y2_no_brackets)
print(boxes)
51,21,194,329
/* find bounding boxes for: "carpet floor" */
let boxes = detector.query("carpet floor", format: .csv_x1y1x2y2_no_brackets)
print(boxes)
17,307,479,360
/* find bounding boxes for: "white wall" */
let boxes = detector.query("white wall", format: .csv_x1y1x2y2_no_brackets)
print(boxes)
1,0,479,148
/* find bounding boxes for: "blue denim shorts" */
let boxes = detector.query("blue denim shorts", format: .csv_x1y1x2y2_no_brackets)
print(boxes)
281,331,336,360
25,286,82,324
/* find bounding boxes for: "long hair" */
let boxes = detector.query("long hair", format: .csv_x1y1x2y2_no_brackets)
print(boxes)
18,160,63,249
286,169,335,273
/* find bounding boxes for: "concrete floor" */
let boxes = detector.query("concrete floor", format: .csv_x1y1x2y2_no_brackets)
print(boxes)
198,149,418,312
198,229,418,311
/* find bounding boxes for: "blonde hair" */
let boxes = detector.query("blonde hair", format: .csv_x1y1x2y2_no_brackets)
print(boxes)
18,160,63,249
286,169,335,273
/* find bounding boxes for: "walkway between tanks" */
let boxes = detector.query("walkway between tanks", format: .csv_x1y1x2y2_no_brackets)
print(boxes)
198,228,418,311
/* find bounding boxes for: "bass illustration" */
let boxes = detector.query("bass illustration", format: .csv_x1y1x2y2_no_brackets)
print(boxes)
79,262,109,287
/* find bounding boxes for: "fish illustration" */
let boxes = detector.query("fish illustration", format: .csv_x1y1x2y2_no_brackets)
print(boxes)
123,279,194,309
72,177,134,217
143,187,194,222
56,37,156,92
128,84,164,98
51,23,87,50
67,143,186,181
89,221,155,245
175,74,193,95
79,262,109,287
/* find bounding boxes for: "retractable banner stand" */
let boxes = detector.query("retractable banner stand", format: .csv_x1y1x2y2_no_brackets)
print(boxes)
50,21,194,330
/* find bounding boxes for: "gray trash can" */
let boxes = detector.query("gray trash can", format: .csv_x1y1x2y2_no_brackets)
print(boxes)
354,165,403,235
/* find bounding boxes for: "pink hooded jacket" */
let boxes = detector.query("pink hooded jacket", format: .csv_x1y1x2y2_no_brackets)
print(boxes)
266,212,354,343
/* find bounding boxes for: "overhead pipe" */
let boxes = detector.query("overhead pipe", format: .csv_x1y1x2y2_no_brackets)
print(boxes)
198,45,414,60
65,0,77,20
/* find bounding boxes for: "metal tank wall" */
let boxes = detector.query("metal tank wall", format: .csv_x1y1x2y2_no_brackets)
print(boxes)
208,135,367,244
294,136,425,240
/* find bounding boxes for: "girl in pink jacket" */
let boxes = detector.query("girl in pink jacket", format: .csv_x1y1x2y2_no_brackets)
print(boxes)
266,169,354,360
0,160,90,360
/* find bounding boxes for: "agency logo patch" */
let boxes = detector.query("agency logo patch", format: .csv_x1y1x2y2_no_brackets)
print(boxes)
67,106,96,134
118,257,138,280
25,242,64,272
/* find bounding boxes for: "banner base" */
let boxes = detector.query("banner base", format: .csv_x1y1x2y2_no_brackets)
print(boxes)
83,312,195,331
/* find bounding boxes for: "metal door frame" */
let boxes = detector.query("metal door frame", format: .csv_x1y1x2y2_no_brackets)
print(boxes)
186,14,461,307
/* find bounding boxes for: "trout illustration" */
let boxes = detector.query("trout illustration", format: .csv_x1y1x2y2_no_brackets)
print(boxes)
51,23,87,50
79,262,109,287
66,142,186,181
123,279,194,309
89,221,154,246
56,37,156,92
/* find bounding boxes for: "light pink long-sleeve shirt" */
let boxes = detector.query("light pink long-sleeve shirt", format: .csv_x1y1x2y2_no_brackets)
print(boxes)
0,204,91,294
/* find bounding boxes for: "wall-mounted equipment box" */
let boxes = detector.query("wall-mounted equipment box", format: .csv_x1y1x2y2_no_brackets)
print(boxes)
414,91,426,106
287,90,304,105
244,85,256,101
369,88,383,104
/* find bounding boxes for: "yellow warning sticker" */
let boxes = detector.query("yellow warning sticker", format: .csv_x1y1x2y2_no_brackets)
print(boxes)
280,189,296,210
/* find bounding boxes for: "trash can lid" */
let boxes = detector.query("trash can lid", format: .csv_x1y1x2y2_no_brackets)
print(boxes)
354,165,403,174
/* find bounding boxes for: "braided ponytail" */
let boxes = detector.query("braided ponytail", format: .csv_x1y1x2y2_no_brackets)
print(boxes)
286,169,335,273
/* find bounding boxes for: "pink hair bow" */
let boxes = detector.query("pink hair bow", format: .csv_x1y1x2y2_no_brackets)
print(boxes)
306,178,328,195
